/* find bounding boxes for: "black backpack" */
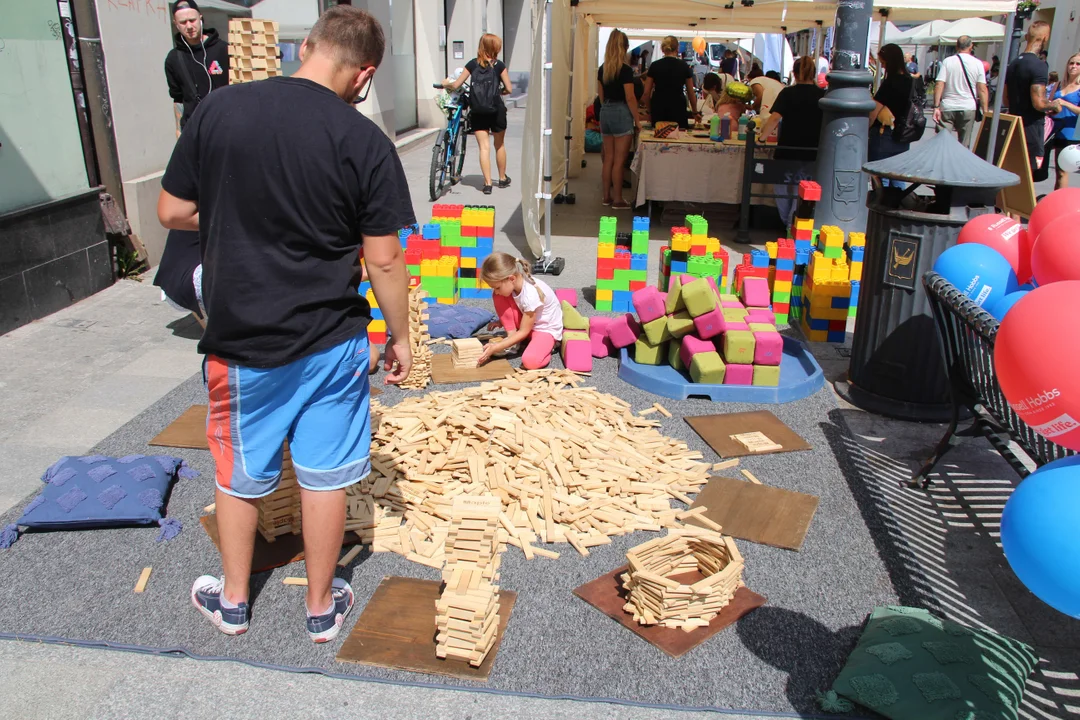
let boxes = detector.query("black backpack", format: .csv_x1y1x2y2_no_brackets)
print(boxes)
894,75,927,144
470,62,501,115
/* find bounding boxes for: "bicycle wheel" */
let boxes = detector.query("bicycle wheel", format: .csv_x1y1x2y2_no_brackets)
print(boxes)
451,119,468,183
429,130,451,202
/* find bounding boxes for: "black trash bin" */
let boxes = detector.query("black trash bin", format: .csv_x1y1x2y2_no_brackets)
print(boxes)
835,131,1019,421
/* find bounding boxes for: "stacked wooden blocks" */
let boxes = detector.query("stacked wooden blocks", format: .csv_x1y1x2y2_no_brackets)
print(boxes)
621,527,744,631
256,443,302,542
227,19,280,84
450,338,484,368
436,496,504,666
660,215,727,294
400,286,433,389
596,216,649,312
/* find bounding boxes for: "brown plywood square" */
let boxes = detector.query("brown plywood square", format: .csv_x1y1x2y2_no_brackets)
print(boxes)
150,404,209,449
336,576,517,681
687,476,819,551
430,354,514,384
573,566,765,658
685,410,810,459
200,514,363,574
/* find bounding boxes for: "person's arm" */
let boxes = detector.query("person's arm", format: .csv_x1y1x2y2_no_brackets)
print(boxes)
1031,84,1061,113
757,110,782,138
642,76,654,114
165,56,184,137
499,67,513,96
625,82,641,130
1058,98,1080,114
977,82,989,114
158,191,199,231
869,100,884,126
363,233,411,383
933,80,945,124
597,77,605,104
478,310,536,364
685,77,699,118
442,67,472,91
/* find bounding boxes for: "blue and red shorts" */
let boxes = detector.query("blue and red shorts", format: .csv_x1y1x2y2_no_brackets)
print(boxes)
204,333,371,498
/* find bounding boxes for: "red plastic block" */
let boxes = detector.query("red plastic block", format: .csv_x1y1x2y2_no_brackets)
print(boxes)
798,180,822,202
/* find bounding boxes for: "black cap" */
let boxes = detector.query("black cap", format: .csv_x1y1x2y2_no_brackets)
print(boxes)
172,0,200,15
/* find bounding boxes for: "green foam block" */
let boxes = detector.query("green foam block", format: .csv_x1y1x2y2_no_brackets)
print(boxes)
668,341,685,371
643,316,672,345
723,329,756,365
560,329,590,352
665,276,686,314
667,310,695,338
718,293,740,303
682,278,718,318
561,300,589,331
634,336,667,365
722,307,749,322
690,351,726,384
753,364,781,386
748,322,775,332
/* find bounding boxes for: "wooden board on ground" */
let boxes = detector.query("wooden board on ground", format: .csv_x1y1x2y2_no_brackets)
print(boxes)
573,566,765,658
429,354,514,384
684,410,810,459
336,576,516,680
973,112,1036,219
687,476,819,551
200,514,363,574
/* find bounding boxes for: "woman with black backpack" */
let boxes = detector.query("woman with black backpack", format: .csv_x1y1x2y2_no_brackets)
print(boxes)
441,33,512,195
869,44,925,188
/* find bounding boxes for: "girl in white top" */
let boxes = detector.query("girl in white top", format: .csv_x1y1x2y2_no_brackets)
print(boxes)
479,253,564,369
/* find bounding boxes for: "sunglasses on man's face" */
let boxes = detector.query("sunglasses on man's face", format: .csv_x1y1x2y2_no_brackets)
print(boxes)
352,67,376,105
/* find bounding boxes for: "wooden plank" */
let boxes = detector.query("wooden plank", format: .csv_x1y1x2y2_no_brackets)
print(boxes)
686,476,819,551
134,566,152,593
684,411,810,459
283,576,308,586
430,354,515,384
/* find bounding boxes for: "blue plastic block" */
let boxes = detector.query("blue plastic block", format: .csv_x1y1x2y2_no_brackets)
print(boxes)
795,238,812,251
775,258,795,272
795,248,811,266
613,290,633,304
751,249,770,268
632,216,650,232
827,330,847,343
631,254,648,271
670,260,688,274
849,245,865,262
358,281,371,296
422,224,441,240
460,246,480,258
850,280,861,305
612,299,630,313
830,295,850,310
370,307,383,320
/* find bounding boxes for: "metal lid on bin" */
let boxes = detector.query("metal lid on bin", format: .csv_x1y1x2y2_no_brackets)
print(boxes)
862,129,1020,188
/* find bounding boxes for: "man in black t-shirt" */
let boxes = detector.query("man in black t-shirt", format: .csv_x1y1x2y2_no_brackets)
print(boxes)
158,7,415,644
1005,21,1061,181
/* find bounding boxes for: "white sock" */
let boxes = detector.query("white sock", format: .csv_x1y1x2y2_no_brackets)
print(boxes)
220,593,239,610
308,597,334,618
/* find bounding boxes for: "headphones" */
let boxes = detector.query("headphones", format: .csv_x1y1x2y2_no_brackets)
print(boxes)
183,17,213,100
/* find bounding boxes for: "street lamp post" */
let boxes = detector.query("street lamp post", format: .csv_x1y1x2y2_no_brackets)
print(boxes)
813,0,876,236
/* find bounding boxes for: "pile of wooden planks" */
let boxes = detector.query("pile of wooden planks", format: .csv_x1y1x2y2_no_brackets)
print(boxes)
341,369,712,566
257,443,302,542
450,338,484,369
435,496,504,666
228,19,281,84
399,286,433,390
621,527,744,632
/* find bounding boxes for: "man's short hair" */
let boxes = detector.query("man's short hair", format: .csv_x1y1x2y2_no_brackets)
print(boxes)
306,6,386,70
956,35,973,51
1027,20,1051,45
171,0,200,16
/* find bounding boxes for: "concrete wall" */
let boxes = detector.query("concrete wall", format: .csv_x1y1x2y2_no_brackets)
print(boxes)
1040,2,1080,83
502,0,530,93
446,0,504,75
414,0,447,129
349,0,395,135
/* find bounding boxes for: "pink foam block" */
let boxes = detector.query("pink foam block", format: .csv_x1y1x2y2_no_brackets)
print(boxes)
753,330,783,365
632,286,667,324
607,313,642,349
746,308,776,325
561,337,593,372
679,335,715,369
706,276,721,297
555,288,578,307
589,316,615,358
692,306,725,340
741,277,771,308
723,363,754,385
721,300,746,309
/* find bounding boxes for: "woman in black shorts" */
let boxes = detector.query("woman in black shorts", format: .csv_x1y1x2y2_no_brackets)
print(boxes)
442,34,513,194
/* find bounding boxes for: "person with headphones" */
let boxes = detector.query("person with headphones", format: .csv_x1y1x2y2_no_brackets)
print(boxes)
164,0,229,136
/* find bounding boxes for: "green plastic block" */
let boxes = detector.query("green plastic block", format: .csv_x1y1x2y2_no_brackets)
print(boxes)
626,270,648,281
458,277,477,289
823,245,843,259
596,278,618,291
690,351,726,384
460,236,477,248
748,322,775,332
631,239,649,255
660,274,670,292
642,316,672,345
634,336,667,365
723,329,756,364
407,265,421,277
665,276,684,314
561,300,589,331
774,313,789,325
599,216,618,236
609,275,631,291
598,233,617,244
753,364,781,386
421,276,457,298
722,307,749,322
848,305,858,318
682,278,718,317
772,291,791,303
668,341,685,371
595,299,613,312
667,310,695,338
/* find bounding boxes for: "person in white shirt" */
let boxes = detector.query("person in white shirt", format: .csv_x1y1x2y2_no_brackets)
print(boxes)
478,253,564,369
933,36,989,145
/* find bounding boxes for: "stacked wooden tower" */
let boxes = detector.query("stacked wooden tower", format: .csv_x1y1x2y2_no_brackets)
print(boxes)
228,19,281,84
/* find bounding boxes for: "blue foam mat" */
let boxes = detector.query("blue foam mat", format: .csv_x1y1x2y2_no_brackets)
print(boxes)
617,335,825,402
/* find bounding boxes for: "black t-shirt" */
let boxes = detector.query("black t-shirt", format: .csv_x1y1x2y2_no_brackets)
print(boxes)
770,83,825,161
647,56,693,124
874,73,914,127
597,63,635,103
161,77,416,368
153,229,202,315
465,58,506,76
1006,52,1049,127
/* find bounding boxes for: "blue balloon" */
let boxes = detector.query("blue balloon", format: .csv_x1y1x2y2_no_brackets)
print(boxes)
1019,282,1038,291
933,243,1019,310
989,290,1030,320
1001,455,1080,618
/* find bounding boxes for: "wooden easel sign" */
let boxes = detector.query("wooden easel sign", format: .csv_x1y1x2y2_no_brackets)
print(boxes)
975,112,1036,219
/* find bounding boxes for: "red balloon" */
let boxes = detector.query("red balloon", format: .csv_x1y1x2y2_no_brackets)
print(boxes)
1017,227,1034,285
995,281,1080,451
958,214,1022,278
1031,212,1080,285
1028,187,1080,246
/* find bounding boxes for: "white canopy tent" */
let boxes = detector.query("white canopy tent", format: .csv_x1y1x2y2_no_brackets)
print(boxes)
521,0,1017,264
894,19,954,45
938,18,1006,43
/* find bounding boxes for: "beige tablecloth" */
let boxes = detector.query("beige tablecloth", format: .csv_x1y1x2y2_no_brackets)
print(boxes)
632,135,755,206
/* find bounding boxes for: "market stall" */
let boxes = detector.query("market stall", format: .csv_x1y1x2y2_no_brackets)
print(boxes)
631,131,771,207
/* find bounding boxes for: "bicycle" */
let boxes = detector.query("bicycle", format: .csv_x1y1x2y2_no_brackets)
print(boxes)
429,82,470,202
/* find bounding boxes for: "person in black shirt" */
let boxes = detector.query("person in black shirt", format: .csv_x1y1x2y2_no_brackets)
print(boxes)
158,6,415,643
644,35,700,129
596,29,640,210
869,44,921,187
1005,21,1061,182
757,57,824,226
164,1,229,135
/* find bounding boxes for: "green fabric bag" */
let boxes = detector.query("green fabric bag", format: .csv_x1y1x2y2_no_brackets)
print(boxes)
824,606,1038,720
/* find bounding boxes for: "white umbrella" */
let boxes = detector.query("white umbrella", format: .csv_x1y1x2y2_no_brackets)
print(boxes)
938,17,1006,43
894,19,954,45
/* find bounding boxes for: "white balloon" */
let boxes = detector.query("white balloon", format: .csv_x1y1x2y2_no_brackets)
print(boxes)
1058,144,1080,173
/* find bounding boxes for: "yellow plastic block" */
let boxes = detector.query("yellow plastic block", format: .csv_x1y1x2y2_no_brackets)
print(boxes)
765,241,778,260
478,278,490,289
368,319,387,332
671,234,691,252
819,225,845,247
420,259,438,276
848,232,866,247
365,290,379,309
794,218,814,231
596,288,613,301
849,261,863,282
597,243,615,259
691,234,707,246
461,256,477,269
438,257,458,277
437,297,456,304
773,280,793,293
706,238,721,254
